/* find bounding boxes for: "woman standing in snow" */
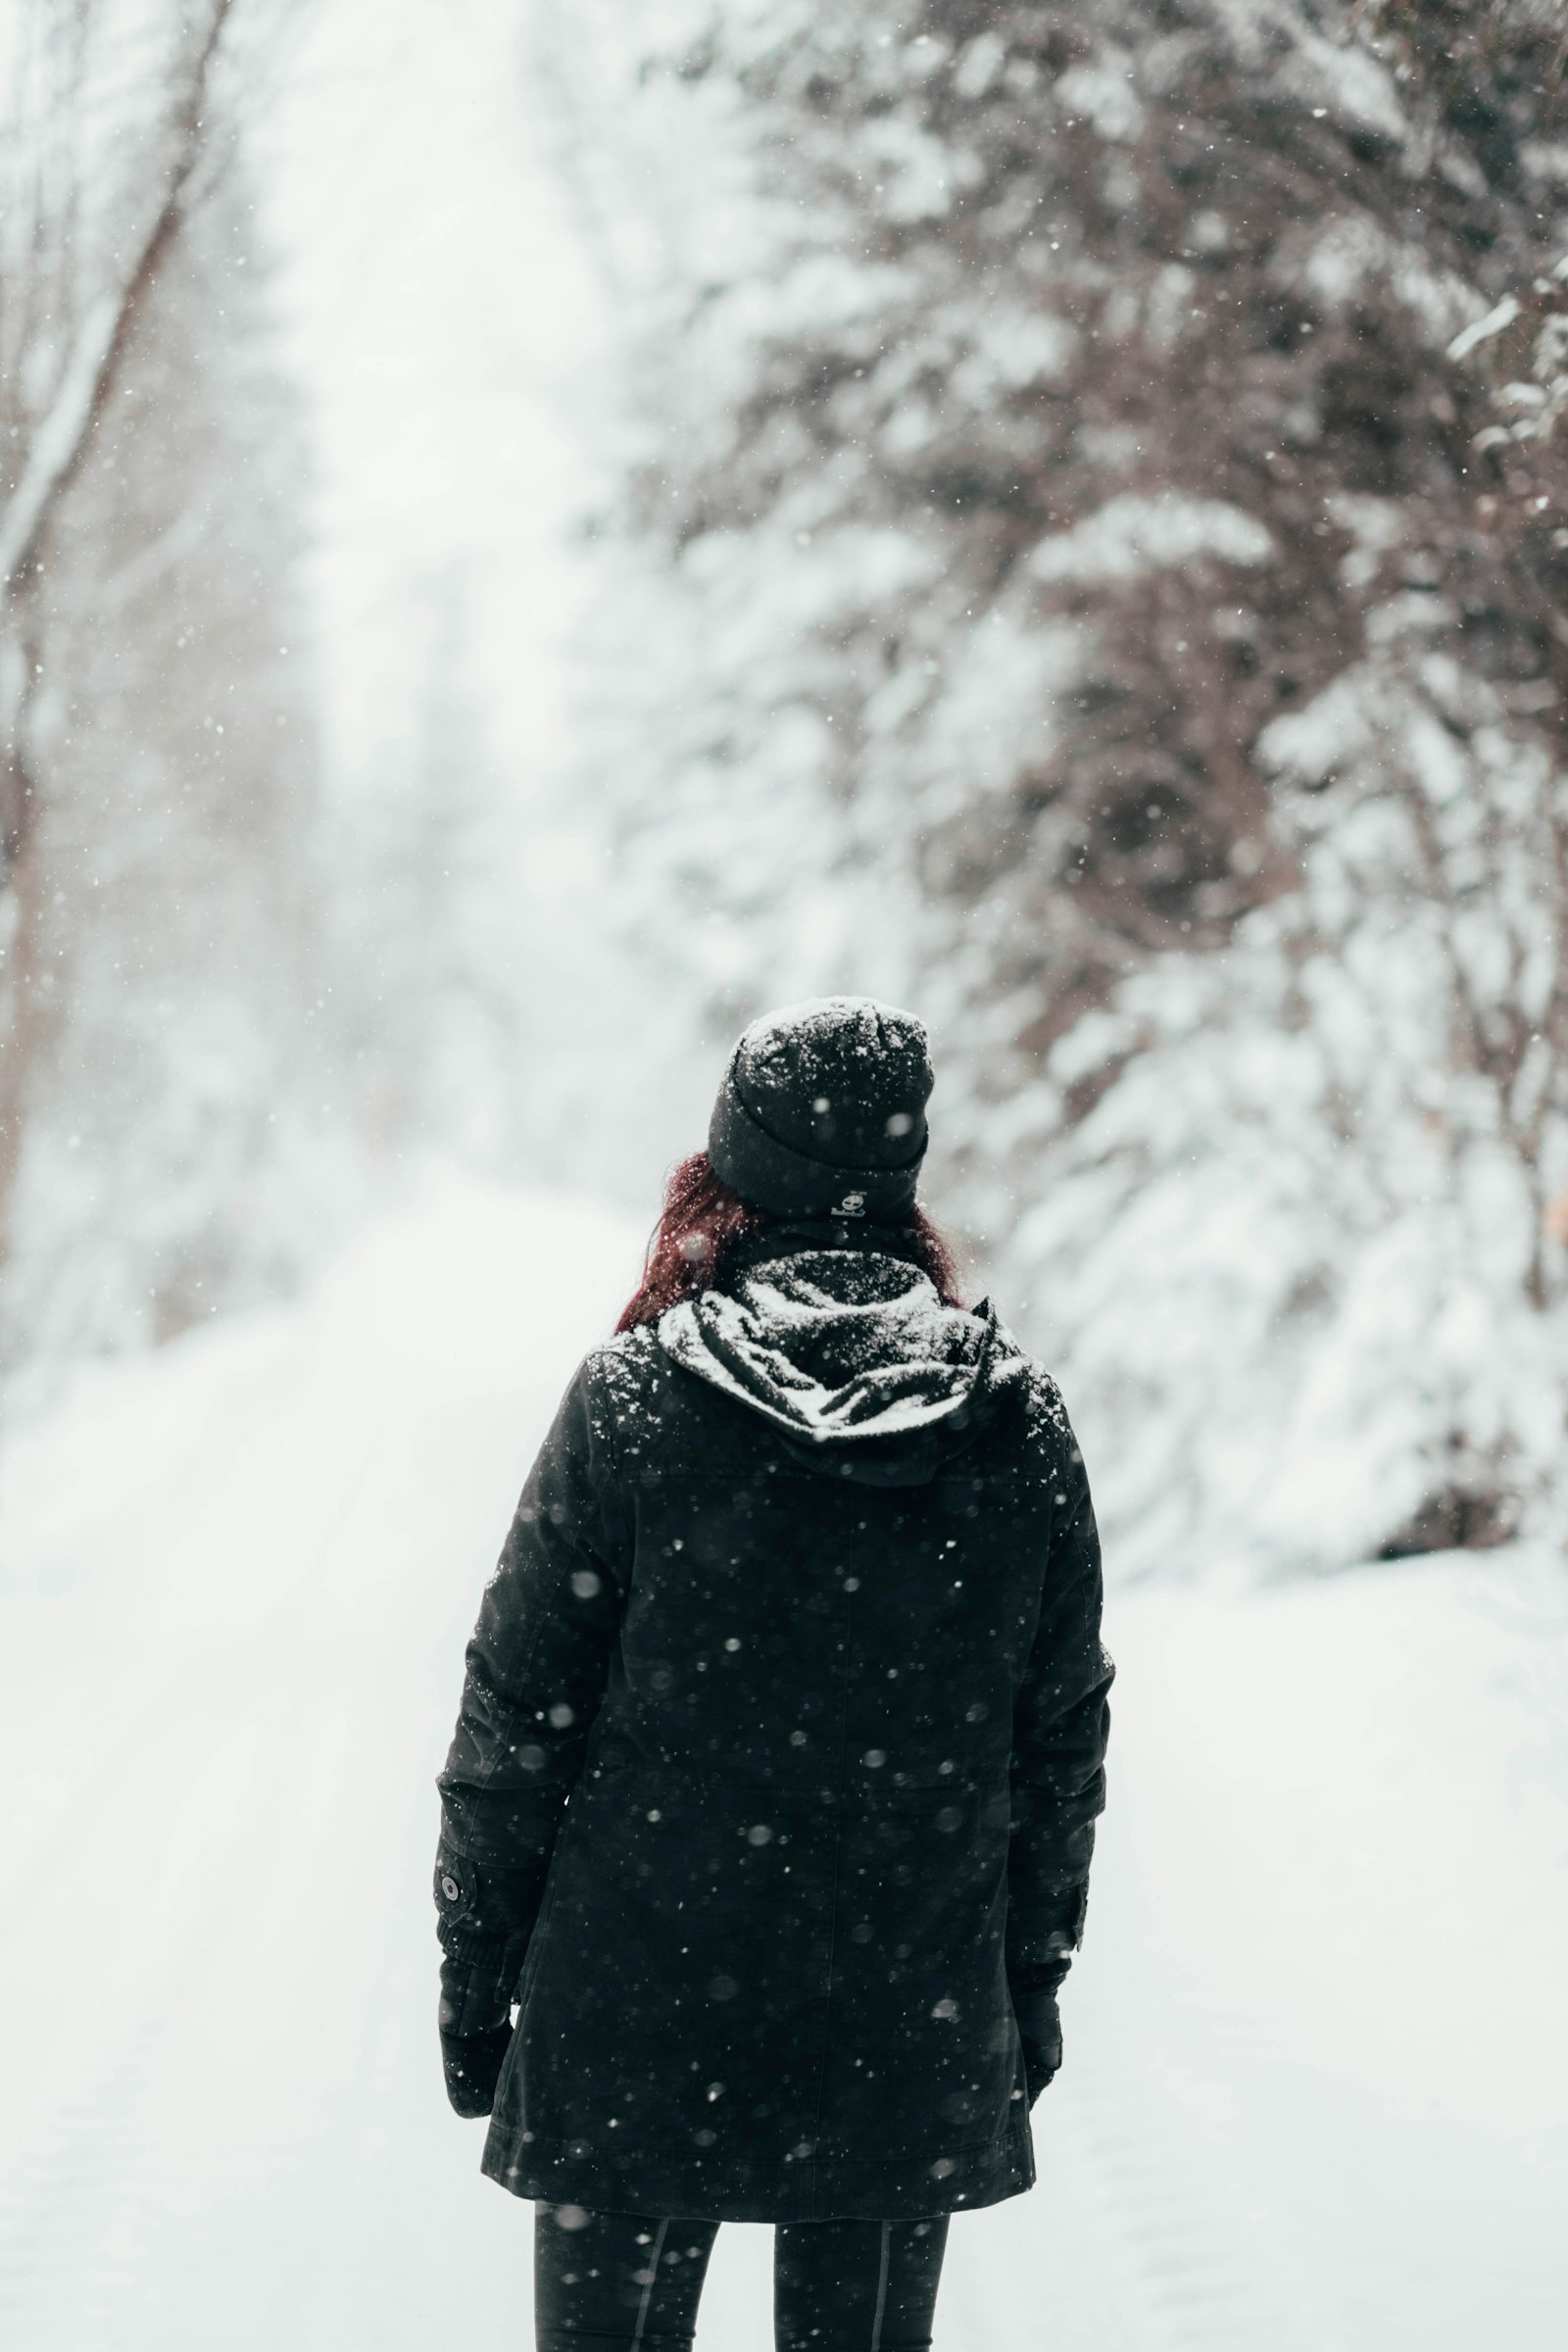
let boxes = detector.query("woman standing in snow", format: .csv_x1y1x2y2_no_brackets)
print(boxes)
434,998,1112,2351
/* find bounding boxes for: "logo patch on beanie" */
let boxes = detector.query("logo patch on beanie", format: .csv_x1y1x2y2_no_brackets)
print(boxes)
836,1190,867,1216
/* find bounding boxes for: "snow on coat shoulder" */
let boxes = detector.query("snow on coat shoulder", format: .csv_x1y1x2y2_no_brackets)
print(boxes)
657,1241,1032,1473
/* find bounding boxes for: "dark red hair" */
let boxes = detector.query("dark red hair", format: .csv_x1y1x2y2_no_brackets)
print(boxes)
616,1152,964,1332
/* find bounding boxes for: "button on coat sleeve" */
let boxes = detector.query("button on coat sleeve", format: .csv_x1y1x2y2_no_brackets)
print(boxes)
434,1353,632,1969
1006,1411,1113,1994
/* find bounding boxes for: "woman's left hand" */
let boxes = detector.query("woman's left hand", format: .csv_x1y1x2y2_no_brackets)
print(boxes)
438,1951,515,2118
439,2013,513,2118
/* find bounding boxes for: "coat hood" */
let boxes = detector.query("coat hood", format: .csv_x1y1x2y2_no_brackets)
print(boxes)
656,1238,1027,1485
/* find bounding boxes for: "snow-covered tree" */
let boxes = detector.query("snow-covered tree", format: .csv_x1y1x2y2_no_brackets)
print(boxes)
564,0,1568,1568
0,0,331,1382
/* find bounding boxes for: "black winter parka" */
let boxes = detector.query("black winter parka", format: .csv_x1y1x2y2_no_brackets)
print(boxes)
435,1235,1111,2221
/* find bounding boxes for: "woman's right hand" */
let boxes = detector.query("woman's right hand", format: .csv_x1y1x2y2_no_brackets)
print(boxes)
1013,1984,1064,2105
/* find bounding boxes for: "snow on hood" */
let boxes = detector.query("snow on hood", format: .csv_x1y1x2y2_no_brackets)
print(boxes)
657,1243,1025,1484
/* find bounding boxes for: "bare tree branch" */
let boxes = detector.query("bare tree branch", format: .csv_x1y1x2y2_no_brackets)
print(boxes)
0,0,237,594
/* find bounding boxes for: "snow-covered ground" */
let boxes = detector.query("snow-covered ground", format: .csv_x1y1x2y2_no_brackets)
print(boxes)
1,1180,1564,2350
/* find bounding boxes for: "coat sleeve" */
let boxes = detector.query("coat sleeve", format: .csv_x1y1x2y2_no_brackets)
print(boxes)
434,1350,632,1983
1006,1396,1113,1995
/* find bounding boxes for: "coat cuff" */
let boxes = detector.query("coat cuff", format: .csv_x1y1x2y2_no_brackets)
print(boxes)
1006,1879,1088,1987
434,1845,544,1953
438,1922,517,1969
1009,1949,1073,1999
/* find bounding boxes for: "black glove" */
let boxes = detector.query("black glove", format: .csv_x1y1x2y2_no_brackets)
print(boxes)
439,1952,515,2119
1013,1980,1065,2106
1010,1937,1071,2107
440,2016,513,2118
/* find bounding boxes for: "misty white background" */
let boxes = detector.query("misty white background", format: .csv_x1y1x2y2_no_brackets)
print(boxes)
1,6,1566,2349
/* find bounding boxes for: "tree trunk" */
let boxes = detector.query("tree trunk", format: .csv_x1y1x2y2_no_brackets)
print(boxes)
0,673,45,1281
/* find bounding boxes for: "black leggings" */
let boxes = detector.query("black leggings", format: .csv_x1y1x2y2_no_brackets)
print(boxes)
534,2202,950,2351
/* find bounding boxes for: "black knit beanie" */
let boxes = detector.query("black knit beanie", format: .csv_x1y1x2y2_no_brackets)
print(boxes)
707,996,933,1220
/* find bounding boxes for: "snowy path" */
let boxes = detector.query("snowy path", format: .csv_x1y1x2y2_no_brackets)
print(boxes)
2,1181,1565,2350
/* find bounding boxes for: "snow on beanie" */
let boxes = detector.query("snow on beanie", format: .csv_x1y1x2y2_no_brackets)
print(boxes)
707,996,933,1220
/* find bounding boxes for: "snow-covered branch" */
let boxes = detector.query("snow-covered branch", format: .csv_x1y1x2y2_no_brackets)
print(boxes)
0,0,237,595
